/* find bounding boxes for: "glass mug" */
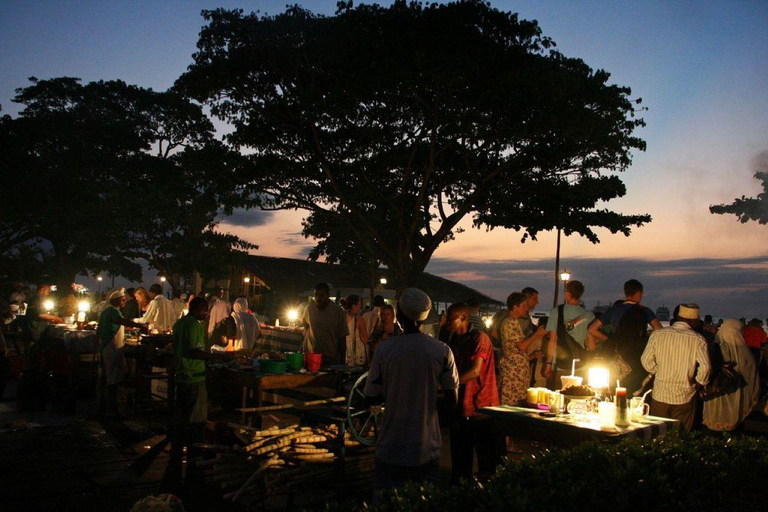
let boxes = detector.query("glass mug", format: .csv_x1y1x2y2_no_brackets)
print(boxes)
630,397,650,422
567,399,590,419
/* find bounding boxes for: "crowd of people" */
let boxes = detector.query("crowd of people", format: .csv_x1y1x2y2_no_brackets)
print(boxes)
353,280,767,499
2,278,767,495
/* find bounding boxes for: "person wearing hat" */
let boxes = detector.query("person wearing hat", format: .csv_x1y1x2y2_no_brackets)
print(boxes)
641,303,711,431
364,288,459,501
97,287,148,418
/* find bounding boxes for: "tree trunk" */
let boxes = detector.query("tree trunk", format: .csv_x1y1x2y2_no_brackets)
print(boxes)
553,228,561,308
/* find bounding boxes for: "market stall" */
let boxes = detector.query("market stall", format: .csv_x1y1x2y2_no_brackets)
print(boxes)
257,325,303,353
480,405,679,447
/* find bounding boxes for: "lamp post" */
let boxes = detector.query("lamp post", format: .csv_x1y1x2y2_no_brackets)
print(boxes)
96,276,103,295
244,276,251,297
559,269,570,303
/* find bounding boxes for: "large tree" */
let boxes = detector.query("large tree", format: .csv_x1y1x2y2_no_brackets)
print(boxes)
710,171,768,225
0,77,253,290
177,1,650,289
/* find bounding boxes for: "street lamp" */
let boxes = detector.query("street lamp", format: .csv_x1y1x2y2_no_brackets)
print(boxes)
559,269,570,303
96,276,103,294
379,277,387,286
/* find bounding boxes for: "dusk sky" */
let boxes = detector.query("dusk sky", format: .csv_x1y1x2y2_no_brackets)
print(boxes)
2,1,766,318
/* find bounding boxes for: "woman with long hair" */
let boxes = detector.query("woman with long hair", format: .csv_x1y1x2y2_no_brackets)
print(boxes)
368,304,401,355
134,287,150,316
344,295,369,366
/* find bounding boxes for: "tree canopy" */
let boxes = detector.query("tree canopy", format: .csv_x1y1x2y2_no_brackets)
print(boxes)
177,0,650,288
0,77,254,290
710,171,768,225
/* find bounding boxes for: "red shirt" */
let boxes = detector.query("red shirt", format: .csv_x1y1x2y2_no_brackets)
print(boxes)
743,326,767,350
451,329,499,416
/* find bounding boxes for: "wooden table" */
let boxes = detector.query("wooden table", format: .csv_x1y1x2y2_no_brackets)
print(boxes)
225,369,341,409
479,405,679,447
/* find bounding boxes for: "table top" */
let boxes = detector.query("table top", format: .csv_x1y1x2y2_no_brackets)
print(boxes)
480,405,679,443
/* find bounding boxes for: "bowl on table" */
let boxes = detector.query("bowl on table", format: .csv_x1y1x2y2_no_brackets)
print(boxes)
259,359,288,375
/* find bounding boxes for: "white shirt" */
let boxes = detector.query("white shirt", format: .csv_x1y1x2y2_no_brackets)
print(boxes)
208,298,232,335
135,295,176,332
641,321,711,404
362,307,381,337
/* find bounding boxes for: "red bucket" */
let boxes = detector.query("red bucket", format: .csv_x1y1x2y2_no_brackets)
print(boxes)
304,353,322,372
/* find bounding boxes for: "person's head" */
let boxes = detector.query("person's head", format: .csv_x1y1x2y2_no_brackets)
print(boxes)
674,303,700,327
185,293,196,306
564,281,585,302
37,282,53,296
522,287,539,309
107,287,127,308
344,295,362,315
125,288,136,299
624,279,644,301
135,287,150,307
446,303,470,334
233,297,249,313
704,314,713,325
149,283,163,298
313,283,331,308
373,295,385,308
397,288,432,332
748,318,763,328
507,292,528,316
466,297,480,313
188,296,209,321
216,286,225,299
380,304,396,325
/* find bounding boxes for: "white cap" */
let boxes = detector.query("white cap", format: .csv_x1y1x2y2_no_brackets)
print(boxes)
398,288,432,322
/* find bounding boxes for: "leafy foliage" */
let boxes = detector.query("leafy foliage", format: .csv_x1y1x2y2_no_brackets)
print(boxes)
365,432,768,511
177,0,649,288
0,77,254,290
710,171,768,225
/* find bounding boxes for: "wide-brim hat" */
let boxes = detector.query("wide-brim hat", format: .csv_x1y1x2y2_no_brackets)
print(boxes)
107,287,126,301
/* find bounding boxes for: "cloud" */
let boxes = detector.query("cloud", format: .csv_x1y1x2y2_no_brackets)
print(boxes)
425,255,768,318
217,208,274,227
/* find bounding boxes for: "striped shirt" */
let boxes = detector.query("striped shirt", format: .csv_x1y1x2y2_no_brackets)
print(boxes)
641,322,711,404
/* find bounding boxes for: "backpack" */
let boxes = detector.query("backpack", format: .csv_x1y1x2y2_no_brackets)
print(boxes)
611,303,649,364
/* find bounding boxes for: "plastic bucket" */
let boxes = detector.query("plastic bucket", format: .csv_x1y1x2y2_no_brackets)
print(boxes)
285,352,304,371
304,353,322,372
260,359,288,375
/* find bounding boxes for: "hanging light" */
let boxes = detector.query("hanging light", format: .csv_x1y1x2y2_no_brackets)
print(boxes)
559,269,571,282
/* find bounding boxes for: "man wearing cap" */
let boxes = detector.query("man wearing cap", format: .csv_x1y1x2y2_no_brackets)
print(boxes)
364,288,459,500
97,288,148,418
641,304,711,431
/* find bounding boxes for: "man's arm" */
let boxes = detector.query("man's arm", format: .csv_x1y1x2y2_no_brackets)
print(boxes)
443,387,458,410
649,318,663,331
459,355,484,384
543,332,557,378
116,317,148,333
640,336,657,374
588,318,608,343
694,340,712,386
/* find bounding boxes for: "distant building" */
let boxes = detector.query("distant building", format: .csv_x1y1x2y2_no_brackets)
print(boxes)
202,255,501,322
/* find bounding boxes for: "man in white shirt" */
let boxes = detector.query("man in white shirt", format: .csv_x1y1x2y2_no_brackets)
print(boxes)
207,287,231,338
134,284,176,332
365,288,459,501
641,303,711,431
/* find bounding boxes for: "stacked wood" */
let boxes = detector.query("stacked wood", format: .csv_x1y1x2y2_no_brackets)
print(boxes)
199,422,375,504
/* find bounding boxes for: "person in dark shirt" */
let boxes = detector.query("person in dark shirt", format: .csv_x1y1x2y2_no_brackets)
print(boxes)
446,302,502,484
